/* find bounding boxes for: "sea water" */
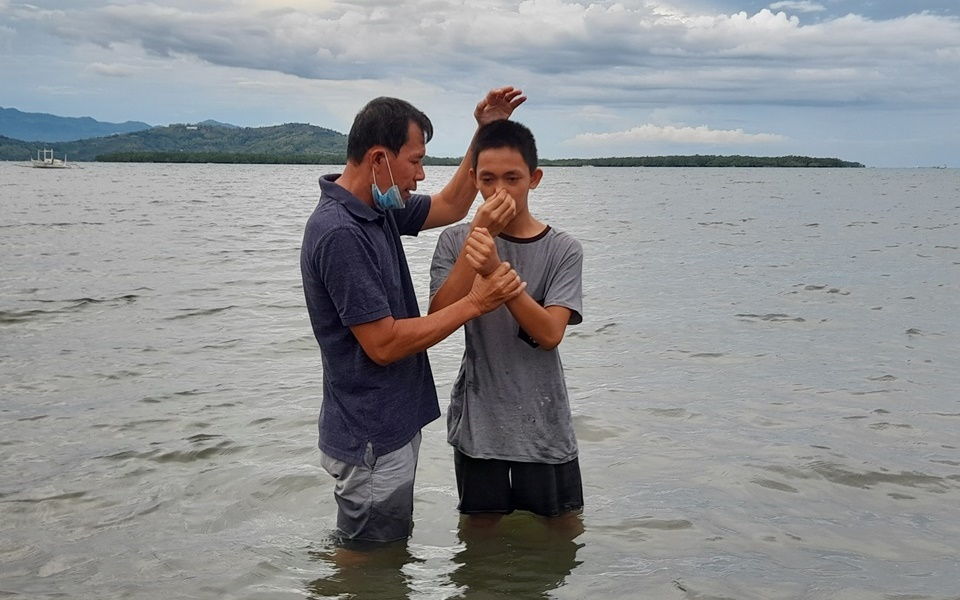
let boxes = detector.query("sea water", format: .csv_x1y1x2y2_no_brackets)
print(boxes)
1,163,958,599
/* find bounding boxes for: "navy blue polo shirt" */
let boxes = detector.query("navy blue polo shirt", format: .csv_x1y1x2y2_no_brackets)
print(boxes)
300,174,440,465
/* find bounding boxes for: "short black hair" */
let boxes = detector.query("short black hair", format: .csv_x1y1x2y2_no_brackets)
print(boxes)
346,97,434,164
472,120,538,173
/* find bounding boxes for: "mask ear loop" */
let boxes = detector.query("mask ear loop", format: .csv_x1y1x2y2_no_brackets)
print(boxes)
371,150,398,189
370,153,380,190
382,151,397,186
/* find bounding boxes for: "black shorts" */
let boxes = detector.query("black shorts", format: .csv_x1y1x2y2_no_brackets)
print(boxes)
453,449,584,517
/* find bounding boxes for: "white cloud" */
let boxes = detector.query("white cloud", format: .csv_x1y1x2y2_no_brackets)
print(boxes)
35,84,84,96
567,124,787,146
1,0,958,166
768,1,826,13
6,1,950,110
86,62,136,77
573,104,621,122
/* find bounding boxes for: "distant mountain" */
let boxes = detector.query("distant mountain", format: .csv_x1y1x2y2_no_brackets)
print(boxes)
0,107,153,142
0,122,347,161
197,119,240,129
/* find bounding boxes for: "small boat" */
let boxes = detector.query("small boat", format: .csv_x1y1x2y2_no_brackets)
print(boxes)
30,148,70,168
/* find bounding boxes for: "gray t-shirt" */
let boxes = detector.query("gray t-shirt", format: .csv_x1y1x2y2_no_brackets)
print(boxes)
430,224,583,464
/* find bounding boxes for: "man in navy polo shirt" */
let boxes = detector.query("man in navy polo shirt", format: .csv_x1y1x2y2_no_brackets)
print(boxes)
301,87,527,549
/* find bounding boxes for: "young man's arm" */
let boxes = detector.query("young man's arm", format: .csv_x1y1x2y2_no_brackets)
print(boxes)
431,229,582,350
428,194,515,314
421,87,526,231
509,239,583,351
351,262,525,366
434,266,572,351
503,299,573,351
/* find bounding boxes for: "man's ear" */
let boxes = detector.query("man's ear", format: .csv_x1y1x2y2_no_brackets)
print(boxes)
366,147,385,166
529,168,544,189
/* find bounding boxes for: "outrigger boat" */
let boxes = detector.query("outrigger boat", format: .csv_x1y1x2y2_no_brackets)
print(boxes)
31,149,70,168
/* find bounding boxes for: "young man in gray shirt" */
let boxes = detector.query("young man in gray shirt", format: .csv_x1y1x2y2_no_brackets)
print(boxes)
429,120,584,530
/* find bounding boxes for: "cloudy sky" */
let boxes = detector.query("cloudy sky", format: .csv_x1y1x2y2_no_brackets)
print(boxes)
1,0,958,166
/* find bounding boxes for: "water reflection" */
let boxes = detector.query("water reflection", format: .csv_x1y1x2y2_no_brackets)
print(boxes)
304,514,584,600
306,540,421,600
450,513,584,599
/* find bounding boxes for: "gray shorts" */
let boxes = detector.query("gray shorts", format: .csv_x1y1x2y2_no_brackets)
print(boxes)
319,432,421,545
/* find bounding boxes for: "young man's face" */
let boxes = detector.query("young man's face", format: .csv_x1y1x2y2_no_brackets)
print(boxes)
473,146,542,207
375,121,427,200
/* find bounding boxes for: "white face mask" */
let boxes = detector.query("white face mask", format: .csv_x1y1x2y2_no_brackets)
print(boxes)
371,153,405,210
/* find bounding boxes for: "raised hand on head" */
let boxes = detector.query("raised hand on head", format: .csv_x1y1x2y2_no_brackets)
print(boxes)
475,86,527,126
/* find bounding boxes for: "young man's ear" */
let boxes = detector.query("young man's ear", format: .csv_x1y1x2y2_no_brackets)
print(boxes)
529,168,544,189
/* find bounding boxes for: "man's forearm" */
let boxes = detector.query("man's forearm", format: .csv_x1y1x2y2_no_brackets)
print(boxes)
355,296,481,366
429,250,481,314
422,130,480,230
440,131,479,213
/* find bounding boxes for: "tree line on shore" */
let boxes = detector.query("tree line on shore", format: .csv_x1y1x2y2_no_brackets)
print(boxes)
95,151,865,168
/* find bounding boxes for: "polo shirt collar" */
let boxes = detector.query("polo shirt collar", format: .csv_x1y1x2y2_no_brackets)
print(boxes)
319,174,383,222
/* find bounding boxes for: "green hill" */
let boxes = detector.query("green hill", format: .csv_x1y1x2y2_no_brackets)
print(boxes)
0,135,36,160
0,122,347,161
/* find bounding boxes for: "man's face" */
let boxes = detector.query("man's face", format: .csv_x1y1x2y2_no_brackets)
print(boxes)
380,121,427,200
473,146,542,208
